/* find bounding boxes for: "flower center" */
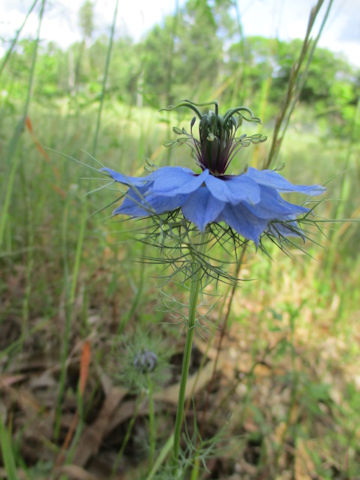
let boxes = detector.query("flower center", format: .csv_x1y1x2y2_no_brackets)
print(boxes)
164,100,267,176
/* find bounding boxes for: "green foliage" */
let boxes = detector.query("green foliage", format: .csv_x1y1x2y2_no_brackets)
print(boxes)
78,0,95,41
0,1,360,478
0,417,19,480
1,3,358,134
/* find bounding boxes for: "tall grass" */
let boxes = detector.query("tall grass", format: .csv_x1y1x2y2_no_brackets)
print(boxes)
0,0,359,478
0,416,19,480
0,0,46,249
54,0,120,447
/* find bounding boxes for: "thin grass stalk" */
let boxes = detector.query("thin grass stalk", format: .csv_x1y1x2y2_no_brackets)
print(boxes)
147,373,156,467
69,200,87,306
117,241,147,334
209,340,279,426
265,0,328,169
58,200,87,442
0,416,19,480
251,59,273,167
0,0,39,77
74,40,86,94
323,96,360,274
273,308,299,476
330,96,360,226
270,0,334,159
0,0,46,249
60,382,86,478
230,0,246,106
190,453,200,480
19,164,35,342
165,0,180,107
172,251,204,464
164,0,180,166
110,394,144,479
54,195,87,439
199,243,247,428
92,0,119,157
212,244,247,374
146,433,174,480
54,195,71,440
0,318,49,362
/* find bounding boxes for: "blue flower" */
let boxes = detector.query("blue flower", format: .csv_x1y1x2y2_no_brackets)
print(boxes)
102,101,325,245
102,165,325,244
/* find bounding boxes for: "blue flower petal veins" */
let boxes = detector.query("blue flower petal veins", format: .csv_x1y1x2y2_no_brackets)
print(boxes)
245,167,326,196
204,174,261,205
102,167,153,187
151,167,209,196
181,186,226,231
245,185,309,219
217,204,269,245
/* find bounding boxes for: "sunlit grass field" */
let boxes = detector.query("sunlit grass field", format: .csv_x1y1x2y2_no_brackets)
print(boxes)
1,99,359,478
1,0,360,478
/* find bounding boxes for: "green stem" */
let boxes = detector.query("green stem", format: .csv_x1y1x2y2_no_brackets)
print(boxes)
0,0,39,77
117,242,146,335
147,373,156,467
92,0,119,156
54,196,87,440
0,416,19,480
265,0,329,168
0,0,46,249
173,261,202,463
110,394,143,479
146,433,174,480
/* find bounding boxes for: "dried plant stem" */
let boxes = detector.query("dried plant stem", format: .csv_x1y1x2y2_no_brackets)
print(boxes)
265,0,332,169
213,244,247,375
198,243,247,432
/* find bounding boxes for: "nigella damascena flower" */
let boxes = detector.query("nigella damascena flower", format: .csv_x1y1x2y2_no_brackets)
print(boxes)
102,101,325,245
134,350,158,373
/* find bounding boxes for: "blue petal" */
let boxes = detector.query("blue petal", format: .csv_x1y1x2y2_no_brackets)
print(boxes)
143,191,187,214
181,186,225,231
151,167,209,196
245,167,326,196
217,204,268,244
101,167,153,187
205,174,261,205
245,185,309,219
114,184,187,217
113,185,151,216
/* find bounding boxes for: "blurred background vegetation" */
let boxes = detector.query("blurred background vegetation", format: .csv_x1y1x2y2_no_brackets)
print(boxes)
0,0,360,479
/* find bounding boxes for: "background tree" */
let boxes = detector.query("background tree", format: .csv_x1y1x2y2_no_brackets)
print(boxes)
72,0,95,93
